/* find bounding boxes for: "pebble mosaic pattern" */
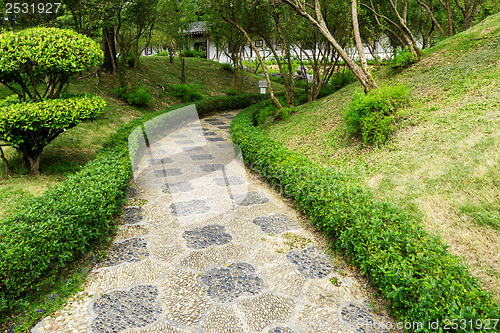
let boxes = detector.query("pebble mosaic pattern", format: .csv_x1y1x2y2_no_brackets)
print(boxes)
237,293,295,331
190,154,214,161
153,168,183,177
121,207,143,224
149,157,174,165
339,301,389,333
200,163,227,172
170,200,210,216
174,140,195,144
182,224,232,249
252,214,298,235
91,285,162,332
161,181,194,194
207,137,227,142
269,327,296,333
200,263,265,303
203,131,217,136
232,191,269,206
100,238,149,267
218,125,231,129
126,187,138,198
182,146,204,152
214,176,246,186
287,247,334,278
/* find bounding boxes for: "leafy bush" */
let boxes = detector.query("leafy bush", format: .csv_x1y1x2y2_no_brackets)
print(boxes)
0,94,106,175
231,101,499,332
277,107,294,121
269,75,284,85
114,86,152,106
126,53,138,68
225,88,239,96
157,50,170,57
329,69,357,90
180,49,206,58
0,27,102,102
0,153,131,314
343,85,410,145
195,93,265,118
220,63,234,73
127,86,151,106
391,48,417,69
255,105,275,125
169,84,203,102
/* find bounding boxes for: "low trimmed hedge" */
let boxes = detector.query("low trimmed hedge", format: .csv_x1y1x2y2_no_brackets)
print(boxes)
0,93,264,319
231,101,499,332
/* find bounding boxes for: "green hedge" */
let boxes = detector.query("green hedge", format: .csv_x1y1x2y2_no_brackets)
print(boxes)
0,93,265,318
230,101,499,332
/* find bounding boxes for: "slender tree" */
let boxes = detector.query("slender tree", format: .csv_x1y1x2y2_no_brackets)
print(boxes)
281,0,377,93
205,0,283,108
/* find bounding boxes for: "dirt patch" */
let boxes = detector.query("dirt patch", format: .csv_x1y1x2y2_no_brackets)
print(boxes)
417,196,500,302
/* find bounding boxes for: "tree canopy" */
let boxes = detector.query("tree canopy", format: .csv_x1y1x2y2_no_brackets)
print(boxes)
0,27,102,102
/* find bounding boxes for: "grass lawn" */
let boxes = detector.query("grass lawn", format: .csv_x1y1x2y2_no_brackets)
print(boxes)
265,13,500,302
0,56,275,221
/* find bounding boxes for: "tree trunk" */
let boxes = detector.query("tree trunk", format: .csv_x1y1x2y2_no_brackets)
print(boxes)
416,0,447,36
0,146,11,176
388,0,421,59
221,17,283,109
262,35,294,107
272,9,295,107
180,56,186,84
352,0,369,73
21,150,42,176
231,53,240,91
102,27,117,73
283,0,377,93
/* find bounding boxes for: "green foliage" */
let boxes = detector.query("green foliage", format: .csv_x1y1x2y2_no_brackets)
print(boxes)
343,85,410,145
231,101,500,331
391,48,417,69
329,69,357,90
157,50,170,57
256,105,275,125
196,93,265,118
277,107,294,121
180,49,206,58
168,84,203,102
0,27,102,102
225,88,239,96
127,86,152,106
0,153,131,314
220,63,234,73
254,104,294,125
114,86,152,106
0,94,106,149
126,53,139,68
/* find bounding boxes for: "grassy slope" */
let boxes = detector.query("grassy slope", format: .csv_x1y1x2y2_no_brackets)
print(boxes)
0,56,269,220
266,13,500,301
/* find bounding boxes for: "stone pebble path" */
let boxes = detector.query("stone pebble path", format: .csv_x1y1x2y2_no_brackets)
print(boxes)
33,110,402,333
